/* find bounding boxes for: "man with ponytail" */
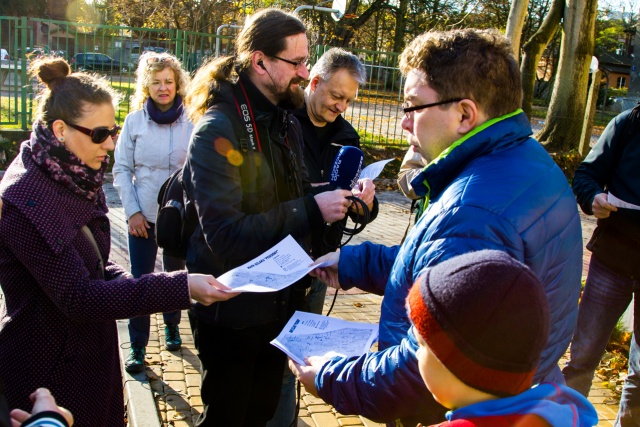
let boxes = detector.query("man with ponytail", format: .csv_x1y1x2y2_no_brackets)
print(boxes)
182,8,353,427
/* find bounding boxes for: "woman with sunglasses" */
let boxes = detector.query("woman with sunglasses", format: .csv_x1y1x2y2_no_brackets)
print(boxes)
112,52,194,373
0,57,237,427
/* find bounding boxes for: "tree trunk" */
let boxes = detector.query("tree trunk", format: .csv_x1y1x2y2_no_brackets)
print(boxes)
537,0,598,153
330,0,389,47
392,0,408,53
505,0,530,60
520,0,564,118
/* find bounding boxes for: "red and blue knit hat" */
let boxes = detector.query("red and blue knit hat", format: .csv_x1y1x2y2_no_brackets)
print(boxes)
407,250,550,397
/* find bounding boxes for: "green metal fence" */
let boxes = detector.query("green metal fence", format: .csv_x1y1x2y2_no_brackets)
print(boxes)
1,16,405,146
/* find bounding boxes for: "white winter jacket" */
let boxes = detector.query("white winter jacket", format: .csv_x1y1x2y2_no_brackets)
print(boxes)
113,105,193,224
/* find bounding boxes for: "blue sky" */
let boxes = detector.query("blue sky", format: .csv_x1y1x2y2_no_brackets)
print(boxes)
602,0,638,13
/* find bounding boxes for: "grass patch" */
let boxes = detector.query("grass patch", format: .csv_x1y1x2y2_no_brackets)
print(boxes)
358,129,404,147
360,144,407,179
1,93,31,128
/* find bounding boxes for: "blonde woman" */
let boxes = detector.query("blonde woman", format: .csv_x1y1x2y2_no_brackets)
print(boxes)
113,51,194,372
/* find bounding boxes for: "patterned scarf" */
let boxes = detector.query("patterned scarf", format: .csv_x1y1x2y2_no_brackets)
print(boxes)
29,120,108,206
146,94,184,125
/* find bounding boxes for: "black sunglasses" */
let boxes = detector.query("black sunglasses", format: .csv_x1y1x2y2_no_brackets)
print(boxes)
402,98,463,118
270,55,309,69
64,121,121,144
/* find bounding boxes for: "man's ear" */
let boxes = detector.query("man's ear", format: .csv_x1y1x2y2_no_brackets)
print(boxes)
456,99,480,135
251,51,267,74
309,76,321,92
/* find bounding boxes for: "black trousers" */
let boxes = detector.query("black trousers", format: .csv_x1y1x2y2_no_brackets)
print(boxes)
189,311,286,427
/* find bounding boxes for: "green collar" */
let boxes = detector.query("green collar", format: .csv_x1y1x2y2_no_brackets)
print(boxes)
416,109,524,217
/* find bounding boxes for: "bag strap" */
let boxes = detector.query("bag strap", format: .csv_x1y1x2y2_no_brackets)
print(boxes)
81,225,105,280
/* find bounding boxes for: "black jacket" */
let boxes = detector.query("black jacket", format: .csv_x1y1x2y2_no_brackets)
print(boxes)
573,108,640,275
293,106,378,255
183,73,323,327
293,108,361,182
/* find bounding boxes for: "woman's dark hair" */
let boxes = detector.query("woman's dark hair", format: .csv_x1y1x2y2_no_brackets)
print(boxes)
30,56,120,124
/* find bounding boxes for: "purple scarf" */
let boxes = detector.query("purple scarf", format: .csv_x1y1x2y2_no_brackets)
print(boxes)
145,94,184,124
29,120,107,206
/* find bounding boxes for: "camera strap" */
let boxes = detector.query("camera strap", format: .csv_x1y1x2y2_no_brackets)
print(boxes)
231,79,262,153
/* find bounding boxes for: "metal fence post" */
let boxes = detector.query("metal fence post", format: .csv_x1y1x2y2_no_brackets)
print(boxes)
174,29,183,63
19,16,28,130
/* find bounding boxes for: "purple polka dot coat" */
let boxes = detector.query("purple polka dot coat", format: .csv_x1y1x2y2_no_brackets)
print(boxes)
0,147,191,426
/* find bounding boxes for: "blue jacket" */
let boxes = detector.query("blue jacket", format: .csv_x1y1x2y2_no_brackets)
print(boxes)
316,111,583,424
439,383,597,427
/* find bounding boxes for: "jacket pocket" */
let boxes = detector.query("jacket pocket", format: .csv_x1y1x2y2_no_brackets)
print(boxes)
588,225,640,278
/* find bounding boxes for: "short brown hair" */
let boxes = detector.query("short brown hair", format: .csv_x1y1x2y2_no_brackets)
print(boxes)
399,29,522,119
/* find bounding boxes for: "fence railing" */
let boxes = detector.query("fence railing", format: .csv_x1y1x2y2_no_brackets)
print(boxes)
1,16,406,146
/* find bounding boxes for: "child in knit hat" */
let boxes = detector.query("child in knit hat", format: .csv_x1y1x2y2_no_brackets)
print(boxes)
407,249,598,427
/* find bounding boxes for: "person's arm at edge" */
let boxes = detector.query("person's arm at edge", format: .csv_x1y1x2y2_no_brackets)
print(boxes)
573,110,625,215
397,148,427,201
9,388,72,427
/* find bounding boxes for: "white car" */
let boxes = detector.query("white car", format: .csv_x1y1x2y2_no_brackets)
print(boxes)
1,49,9,60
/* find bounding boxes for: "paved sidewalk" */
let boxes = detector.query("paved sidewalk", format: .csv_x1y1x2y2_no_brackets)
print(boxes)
103,178,619,427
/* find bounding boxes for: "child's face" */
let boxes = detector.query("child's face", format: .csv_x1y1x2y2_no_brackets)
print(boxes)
415,330,459,409
415,328,498,410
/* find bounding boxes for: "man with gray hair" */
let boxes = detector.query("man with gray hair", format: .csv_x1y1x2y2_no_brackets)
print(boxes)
296,47,377,311
267,47,378,427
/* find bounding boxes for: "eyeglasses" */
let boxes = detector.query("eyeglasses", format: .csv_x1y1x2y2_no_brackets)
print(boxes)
64,121,121,144
270,55,309,69
402,98,463,119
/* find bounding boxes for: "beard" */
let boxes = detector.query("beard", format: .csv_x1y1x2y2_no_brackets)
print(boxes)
269,77,306,109
286,85,306,109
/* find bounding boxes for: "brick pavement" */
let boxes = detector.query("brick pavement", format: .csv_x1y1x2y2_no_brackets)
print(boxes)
102,177,619,427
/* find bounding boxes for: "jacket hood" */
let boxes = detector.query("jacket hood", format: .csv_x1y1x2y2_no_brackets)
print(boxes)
448,382,598,427
410,110,533,203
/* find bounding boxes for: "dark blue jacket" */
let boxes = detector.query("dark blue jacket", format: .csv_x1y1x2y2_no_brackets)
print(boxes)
573,108,640,277
573,108,640,220
316,111,583,424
